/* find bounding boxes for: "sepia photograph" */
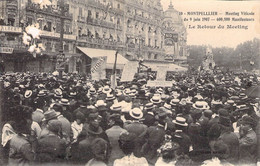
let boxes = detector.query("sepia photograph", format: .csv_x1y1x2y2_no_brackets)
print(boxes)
0,0,260,165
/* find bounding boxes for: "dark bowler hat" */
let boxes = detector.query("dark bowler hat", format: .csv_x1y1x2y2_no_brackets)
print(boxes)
241,116,255,127
42,109,60,121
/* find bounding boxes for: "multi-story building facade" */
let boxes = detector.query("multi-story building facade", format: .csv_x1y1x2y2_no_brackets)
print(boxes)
162,2,187,67
0,0,187,73
0,0,78,73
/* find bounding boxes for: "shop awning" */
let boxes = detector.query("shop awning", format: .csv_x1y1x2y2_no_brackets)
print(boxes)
77,47,128,68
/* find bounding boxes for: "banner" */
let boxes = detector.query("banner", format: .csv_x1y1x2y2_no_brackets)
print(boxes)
147,81,173,87
91,56,107,81
121,61,139,82
156,66,168,81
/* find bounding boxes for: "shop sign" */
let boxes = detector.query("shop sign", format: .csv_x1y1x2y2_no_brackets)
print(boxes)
0,47,14,54
0,26,22,33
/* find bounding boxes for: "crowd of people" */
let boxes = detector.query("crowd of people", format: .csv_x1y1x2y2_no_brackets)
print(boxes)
0,70,259,166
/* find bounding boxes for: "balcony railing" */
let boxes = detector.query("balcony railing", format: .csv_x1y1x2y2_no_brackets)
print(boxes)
41,30,76,40
77,36,124,47
0,25,22,33
87,18,119,30
26,2,72,20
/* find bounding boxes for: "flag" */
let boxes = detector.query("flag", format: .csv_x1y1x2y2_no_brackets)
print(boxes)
111,51,118,89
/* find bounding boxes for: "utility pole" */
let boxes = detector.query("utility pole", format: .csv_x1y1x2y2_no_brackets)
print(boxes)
56,0,65,77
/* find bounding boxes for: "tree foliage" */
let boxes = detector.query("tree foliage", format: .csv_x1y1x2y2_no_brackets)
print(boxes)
187,38,260,71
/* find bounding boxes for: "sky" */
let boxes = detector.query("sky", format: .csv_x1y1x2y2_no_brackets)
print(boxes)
160,0,260,48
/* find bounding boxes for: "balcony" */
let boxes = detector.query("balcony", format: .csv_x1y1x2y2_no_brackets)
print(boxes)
26,2,72,20
0,25,22,33
6,2,18,9
87,18,118,30
40,30,76,40
77,36,124,48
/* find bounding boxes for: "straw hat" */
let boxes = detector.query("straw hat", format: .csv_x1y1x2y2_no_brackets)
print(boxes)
102,85,112,94
59,98,70,106
37,90,46,97
106,94,115,101
170,99,180,106
95,100,107,107
129,108,143,119
150,95,162,104
172,117,188,127
110,103,122,112
24,90,32,98
193,101,210,110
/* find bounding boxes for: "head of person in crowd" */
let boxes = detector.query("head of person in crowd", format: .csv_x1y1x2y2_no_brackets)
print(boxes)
239,115,256,137
74,111,85,125
11,105,33,135
33,97,46,110
108,114,123,128
158,141,180,162
118,131,136,155
46,119,62,136
87,112,102,134
129,108,143,121
212,139,230,161
173,116,188,131
91,138,108,162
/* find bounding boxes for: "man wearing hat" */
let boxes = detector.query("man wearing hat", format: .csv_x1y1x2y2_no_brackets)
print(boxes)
142,111,166,165
36,119,67,163
105,114,127,166
172,117,191,155
71,112,110,164
124,108,147,157
143,103,156,127
95,100,109,130
52,104,72,144
239,115,257,165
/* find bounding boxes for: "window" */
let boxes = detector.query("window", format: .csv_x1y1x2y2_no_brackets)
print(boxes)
148,38,151,46
148,53,151,59
142,12,144,17
117,18,120,25
88,10,92,17
38,20,42,29
47,22,52,31
55,42,60,52
56,23,61,33
155,40,157,47
96,12,99,19
117,3,120,9
7,18,15,26
65,25,70,34
46,42,51,51
6,34,15,41
64,44,69,52
27,17,33,25
154,54,158,59
79,7,82,16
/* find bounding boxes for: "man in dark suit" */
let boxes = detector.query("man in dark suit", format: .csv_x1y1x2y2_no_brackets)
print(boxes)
142,112,166,165
239,115,257,165
124,108,147,157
